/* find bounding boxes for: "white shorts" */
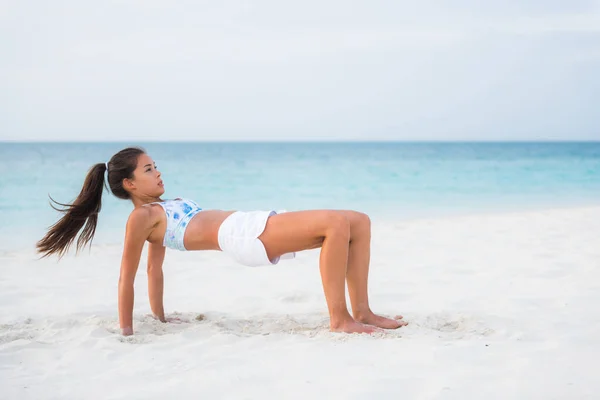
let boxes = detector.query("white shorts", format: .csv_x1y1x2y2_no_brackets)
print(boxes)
217,210,296,267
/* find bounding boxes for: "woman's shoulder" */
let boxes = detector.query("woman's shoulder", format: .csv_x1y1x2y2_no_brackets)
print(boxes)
127,204,162,229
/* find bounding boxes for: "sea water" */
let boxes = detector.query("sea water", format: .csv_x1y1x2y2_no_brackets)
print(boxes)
0,141,599,251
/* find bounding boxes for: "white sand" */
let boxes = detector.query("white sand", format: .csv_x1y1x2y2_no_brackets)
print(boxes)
1,206,599,400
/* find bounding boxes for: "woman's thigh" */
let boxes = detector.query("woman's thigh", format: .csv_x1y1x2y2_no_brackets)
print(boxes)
258,209,370,260
258,210,342,260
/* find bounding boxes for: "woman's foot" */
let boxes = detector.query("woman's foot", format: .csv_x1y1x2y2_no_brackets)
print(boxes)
330,318,383,334
355,311,407,329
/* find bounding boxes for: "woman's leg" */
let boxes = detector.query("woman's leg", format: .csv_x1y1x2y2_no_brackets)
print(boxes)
258,210,380,333
337,210,407,329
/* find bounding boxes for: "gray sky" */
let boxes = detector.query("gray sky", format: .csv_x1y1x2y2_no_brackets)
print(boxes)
2,0,600,141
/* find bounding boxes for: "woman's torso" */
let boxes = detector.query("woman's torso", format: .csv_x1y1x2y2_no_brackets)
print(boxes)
142,199,235,251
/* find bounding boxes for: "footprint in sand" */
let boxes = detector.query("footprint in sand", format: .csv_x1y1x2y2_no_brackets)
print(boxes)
407,313,497,339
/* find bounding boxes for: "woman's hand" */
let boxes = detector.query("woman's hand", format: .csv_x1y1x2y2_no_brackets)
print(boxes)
120,315,188,336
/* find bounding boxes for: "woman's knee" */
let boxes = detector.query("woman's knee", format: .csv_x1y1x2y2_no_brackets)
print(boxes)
355,211,371,231
350,211,371,241
325,212,351,239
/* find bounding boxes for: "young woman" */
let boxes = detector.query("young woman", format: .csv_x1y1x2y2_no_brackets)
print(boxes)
37,147,407,336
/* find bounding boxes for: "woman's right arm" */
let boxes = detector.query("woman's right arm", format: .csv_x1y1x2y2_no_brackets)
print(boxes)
118,208,153,336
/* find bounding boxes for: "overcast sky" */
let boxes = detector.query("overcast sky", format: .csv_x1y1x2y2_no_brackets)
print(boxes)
2,1,600,141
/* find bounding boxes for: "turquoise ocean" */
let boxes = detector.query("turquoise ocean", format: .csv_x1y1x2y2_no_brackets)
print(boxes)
0,142,599,251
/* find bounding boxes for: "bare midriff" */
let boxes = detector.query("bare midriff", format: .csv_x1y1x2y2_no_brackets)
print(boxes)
181,209,236,251
143,202,236,251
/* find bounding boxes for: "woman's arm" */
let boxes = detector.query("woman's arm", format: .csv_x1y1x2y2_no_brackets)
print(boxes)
147,242,166,321
118,208,153,336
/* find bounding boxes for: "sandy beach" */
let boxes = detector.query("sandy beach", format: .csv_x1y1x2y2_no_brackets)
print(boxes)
1,206,599,399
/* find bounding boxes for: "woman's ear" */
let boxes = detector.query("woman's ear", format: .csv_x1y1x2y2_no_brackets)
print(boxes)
122,178,135,191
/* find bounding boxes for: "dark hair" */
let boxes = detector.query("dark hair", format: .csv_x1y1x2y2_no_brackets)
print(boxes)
36,146,146,258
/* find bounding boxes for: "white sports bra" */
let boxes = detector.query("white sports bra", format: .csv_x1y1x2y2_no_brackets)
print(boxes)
150,198,203,251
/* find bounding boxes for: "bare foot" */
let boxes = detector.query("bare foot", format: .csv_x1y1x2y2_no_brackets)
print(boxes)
355,312,408,329
330,319,383,334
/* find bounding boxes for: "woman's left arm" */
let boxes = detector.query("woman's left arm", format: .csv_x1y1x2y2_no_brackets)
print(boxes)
147,242,166,322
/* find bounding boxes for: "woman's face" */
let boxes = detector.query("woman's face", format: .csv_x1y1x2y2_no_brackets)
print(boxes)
126,153,165,198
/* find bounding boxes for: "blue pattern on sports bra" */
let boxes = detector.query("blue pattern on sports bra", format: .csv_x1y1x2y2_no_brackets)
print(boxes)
152,198,202,251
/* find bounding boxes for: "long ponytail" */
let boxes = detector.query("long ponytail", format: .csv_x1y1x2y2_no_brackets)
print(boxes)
37,163,107,258
37,146,146,258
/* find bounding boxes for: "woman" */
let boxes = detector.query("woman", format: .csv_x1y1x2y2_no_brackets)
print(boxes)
37,147,407,336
